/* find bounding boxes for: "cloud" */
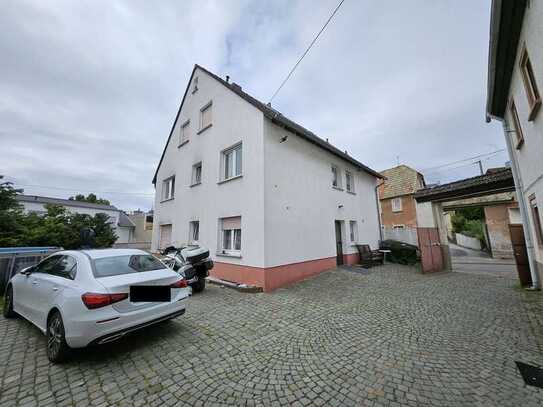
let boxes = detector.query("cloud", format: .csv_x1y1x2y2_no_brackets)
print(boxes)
1,0,505,209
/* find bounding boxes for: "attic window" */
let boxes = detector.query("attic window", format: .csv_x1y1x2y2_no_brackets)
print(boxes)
520,46,541,120
192,76,199,94
509,99,524,149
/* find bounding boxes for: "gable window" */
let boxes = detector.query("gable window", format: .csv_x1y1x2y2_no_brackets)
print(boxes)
530,195,543,246
391,197,402,212
510,99,525,149
349,221,358,243
199,101,212,132
332,165,341,188
520,46,541,120
192,76,199,94
179,120,190,146
346,171,354,193
221,143,242,181
219,216,241,255
189,220,200,243
162,176,175,201
192,162,202,186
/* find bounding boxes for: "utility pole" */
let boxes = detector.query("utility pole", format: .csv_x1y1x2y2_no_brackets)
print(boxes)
476,160,483,175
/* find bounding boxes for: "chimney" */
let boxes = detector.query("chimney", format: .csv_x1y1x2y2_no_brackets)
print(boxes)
231,82,242,92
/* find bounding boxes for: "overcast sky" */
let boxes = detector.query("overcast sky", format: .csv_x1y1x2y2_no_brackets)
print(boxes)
1,0,508,211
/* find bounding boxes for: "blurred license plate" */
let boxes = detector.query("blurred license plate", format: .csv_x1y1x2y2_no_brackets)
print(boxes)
130,286,171,302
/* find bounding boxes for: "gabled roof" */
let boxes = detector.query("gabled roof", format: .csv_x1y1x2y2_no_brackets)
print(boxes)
152,64,383,184
16,194,118,211
379,165,424,199
486,0,527,119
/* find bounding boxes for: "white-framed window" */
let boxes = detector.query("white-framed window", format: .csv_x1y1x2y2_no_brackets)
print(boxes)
393,224,405,230
349,220,358,243
162,176,175,201
332,165,341,188
346,171,354,193
219,216,241,255
192,162,202,185
221,143,242,181
200,101,212,130
391,197,402,212
192,76,199,93
179,120,190,146
189,220,199,243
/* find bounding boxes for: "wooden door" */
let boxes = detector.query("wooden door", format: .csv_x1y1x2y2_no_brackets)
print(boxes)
418,227,443,273
335,221,344,266
509,224,532,286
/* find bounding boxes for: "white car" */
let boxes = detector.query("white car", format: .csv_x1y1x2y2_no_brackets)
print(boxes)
3,249,190,363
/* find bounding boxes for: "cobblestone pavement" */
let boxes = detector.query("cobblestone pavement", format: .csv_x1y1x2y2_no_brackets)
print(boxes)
1,265,543,406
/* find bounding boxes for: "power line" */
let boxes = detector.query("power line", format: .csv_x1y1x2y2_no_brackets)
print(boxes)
420,148,506,172
7,182,154,197
268,0,346,103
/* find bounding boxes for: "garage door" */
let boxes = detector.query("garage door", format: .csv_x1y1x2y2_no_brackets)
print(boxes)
159,224,172,249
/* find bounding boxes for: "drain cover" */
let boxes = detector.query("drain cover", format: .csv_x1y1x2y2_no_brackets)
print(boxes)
516,361,543,389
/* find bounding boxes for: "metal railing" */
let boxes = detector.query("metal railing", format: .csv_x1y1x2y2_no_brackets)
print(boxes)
0,247,61,293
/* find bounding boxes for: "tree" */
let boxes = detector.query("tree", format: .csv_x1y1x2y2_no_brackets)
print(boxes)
0,175,26,246
69,193,110,206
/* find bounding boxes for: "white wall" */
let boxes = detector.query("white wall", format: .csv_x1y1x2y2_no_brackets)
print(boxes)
262,119,380,267
505,1,543,265
151,67,266,267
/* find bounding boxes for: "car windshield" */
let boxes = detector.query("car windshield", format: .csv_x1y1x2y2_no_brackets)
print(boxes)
93,254,166,278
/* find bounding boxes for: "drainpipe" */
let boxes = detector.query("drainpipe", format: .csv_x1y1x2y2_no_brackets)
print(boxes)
490,114,541,289
375,181,384,243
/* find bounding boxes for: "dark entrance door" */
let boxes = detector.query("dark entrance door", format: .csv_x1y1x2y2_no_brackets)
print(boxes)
335,221,344,266
418,227,443,273
509,224,532,286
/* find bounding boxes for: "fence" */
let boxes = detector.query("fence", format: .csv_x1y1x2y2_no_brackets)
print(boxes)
0,247,61,293
381,227,419,246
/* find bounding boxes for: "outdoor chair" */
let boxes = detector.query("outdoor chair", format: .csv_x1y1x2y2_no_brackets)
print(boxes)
356,244,384,268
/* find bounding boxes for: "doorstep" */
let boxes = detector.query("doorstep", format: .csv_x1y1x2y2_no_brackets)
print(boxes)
206,276,263,293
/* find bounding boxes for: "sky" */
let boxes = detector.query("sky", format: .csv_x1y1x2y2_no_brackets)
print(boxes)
0,0,509,211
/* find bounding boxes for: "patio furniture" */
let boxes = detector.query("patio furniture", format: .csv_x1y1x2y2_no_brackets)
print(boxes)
356,244,384,268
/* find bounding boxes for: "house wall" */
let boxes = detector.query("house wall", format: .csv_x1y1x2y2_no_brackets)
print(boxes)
129,213,153,243
261,119,380,289
151,67,266,272
380,195,418,228
504,1,543,278
484,204,517,259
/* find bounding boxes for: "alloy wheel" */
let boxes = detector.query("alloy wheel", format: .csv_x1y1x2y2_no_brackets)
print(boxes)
48,316,63,358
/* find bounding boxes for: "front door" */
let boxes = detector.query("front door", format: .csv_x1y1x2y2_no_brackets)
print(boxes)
335,221,344,265
509,224,531,286
418,227,443,273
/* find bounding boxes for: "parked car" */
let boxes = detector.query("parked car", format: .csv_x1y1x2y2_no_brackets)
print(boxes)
161,245,213,293
3,249,190,363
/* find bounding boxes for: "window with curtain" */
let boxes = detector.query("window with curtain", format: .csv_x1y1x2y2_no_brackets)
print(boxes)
219,216,241,254
200,101,212,130
189,221,199,243
222,143,242,180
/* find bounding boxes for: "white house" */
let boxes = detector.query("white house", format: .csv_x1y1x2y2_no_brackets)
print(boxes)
152,65,383,291
486,0,543,288
15,194,135,244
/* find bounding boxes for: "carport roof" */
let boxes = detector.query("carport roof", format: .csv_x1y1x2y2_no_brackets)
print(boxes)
414,167,515,203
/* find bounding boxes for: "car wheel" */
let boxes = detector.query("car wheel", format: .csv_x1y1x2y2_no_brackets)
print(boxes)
191,277,206,293
47,311,70,363
3,286,16,318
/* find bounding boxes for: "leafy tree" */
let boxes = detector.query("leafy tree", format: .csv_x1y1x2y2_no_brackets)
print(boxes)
0,176,26,246
69,193,110,206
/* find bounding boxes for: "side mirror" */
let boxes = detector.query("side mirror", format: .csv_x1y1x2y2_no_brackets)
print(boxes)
20,266,34,275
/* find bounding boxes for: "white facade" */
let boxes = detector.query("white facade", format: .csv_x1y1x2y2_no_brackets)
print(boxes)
504,1,543,269
151,66,381,289
17,196,133,244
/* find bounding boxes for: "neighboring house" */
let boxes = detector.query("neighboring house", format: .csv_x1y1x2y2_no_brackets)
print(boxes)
378,165,425,245
126,210,153,249
486,0,543,286
15,194,135,244
151,64,383,292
